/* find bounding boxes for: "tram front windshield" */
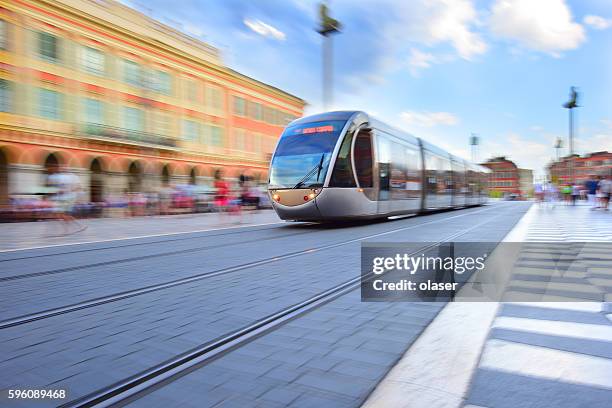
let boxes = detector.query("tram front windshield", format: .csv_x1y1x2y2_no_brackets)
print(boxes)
269,120,346,189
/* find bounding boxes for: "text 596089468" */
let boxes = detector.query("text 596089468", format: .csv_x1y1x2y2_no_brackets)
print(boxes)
7,389,67,400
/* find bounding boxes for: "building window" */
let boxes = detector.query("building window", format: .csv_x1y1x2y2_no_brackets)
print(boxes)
248,101,263,121
123,106,144,132
181,119,199,141
123,60,141,87
264,106,274,123
38,32,60,62
233,96,246,116
0,79,11,112
82,46,105,76
154,111,171,136
210,125,223,146
83,98,104,124
234,128,245,150
206,86,223,110
38,88,62,120
184,79,197,103
0,20,7,50
149,70,171,95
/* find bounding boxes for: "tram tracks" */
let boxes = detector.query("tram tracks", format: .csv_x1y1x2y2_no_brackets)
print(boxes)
58,206,510,408
0,204,507,330
0,228,315,283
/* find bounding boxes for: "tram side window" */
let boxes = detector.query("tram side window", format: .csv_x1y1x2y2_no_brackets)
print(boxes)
424,152,439,195
441,156,453,195
390,143,408,199
330,129,356,187
405,145,421,199
354,130,373,188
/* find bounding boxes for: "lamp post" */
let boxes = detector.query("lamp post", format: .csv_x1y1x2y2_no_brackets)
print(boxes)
554,138,563,161
469,133,479,163
563,86,579,184
317,2,342,111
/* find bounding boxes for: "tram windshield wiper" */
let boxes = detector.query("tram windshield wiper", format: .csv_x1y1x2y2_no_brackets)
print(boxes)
292,154,325,189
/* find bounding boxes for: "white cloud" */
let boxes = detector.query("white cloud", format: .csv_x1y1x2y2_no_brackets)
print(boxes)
386,0,487,60
489,0,586,56
243,19,286,41
583,15,612,30
423,0,487,59
399,110,460,127
407,48,438,75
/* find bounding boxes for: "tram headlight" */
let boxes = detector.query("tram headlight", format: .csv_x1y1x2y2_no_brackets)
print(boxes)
308,192,316,199
272,194,280,202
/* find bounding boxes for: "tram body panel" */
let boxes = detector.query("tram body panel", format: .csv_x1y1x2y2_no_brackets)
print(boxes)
315,188,379,219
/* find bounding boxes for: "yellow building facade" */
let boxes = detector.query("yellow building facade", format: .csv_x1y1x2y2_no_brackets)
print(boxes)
0,0,304,205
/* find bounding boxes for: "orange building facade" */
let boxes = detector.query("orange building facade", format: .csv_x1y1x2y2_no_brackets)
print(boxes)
481,156,521,196
548,151,612,185
0,0,305,206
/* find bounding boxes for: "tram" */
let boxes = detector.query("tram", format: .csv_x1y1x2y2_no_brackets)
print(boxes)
268,111,489,221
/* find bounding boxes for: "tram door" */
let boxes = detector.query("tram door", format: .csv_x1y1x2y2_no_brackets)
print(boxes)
375,132,392,214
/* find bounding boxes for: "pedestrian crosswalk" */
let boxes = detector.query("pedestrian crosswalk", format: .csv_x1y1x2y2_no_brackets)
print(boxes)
464,203,612,408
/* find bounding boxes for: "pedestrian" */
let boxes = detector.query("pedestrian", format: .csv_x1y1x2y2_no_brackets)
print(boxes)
571,183,581,206
598,175,611,211
214,169,230,215
46,166,86,235
534,182,544,204
585,175,598,209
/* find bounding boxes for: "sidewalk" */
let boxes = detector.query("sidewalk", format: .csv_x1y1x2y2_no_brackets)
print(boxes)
0,210,281,251
363,202,612,408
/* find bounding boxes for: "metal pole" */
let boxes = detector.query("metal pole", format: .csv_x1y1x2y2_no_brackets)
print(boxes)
569,108,574,185
322,35,332,110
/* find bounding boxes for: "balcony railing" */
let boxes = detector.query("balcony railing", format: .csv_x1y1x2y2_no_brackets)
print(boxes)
81,123,177,148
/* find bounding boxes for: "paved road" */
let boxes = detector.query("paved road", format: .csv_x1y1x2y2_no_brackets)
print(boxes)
0,202,531,407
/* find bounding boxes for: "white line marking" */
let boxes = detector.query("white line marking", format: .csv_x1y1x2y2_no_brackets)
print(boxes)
493,316,612,342
480,339,612,389
0,222,285,254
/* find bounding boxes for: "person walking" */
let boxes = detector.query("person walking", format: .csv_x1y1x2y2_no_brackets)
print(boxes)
598,175,611,211
213,169,230,216
585,175,598,209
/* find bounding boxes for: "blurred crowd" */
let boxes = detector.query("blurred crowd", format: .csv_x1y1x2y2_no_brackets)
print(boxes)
533,174,611,210
2,167,271,224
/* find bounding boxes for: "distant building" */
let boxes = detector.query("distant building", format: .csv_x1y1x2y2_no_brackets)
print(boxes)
518,168,533,197
480,157,533,197
0,0,305,206
548,151,612,185
480,156,520,195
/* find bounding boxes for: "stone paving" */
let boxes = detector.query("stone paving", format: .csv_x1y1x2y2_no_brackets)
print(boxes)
0,202,530,408
123,203,530,408
0,210,281,251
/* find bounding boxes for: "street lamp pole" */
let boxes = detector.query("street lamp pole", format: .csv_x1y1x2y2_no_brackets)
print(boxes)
563,86,579,185
469,133,479,163
554,138,563,161
318,2,341,111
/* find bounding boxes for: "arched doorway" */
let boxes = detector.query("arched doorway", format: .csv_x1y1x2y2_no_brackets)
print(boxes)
90,158,104,203
128,161,142,192
44,153,60,175
0,150,8,207
161,165,170,187
189,168,196,185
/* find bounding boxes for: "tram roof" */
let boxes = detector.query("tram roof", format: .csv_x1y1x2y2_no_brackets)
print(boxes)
290,111,489,171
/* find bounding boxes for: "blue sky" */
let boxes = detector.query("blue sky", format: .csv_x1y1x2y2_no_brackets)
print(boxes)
126,0,611,176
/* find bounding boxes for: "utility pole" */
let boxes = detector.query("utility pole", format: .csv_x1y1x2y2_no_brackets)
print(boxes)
469,133,479,163
317,2,341,111
563,87,579,184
